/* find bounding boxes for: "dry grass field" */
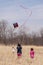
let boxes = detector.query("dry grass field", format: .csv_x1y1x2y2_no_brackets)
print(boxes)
0,45,43,65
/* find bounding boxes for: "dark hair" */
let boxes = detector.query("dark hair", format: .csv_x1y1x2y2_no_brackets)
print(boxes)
18,43,21,47
31,48,34,51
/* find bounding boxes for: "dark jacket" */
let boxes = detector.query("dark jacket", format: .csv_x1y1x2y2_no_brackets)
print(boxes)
17,46,22,54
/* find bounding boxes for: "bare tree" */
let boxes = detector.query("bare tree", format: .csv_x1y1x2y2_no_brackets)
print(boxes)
40,28,43,45
0,20,8,44
40,28,43,38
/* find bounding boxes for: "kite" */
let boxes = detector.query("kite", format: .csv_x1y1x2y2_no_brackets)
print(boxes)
13,22,18,28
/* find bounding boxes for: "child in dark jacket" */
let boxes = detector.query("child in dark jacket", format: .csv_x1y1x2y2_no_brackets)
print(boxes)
17,43,22,58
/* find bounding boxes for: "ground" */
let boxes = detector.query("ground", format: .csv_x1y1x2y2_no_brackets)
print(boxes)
0,45,43,65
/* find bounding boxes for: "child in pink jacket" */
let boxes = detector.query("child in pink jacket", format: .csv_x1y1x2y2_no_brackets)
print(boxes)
30,48,34,59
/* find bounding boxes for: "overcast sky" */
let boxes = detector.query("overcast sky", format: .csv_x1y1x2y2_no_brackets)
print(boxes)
0,0,43,32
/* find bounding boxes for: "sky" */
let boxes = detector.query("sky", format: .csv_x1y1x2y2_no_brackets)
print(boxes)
0,0,43,33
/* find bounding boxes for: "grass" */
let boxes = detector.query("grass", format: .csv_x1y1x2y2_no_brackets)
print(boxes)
0,45,43,65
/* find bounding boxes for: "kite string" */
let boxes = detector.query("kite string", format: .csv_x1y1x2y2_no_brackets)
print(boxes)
18,6,32,29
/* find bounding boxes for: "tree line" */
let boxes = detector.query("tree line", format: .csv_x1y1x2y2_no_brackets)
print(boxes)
0,20,43,46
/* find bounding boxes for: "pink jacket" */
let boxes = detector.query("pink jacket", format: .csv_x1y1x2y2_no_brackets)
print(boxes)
30,50,34,59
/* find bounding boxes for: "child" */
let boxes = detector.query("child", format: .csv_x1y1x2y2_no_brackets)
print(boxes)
12,46,15,53
30,48,34,59
17,43,22,58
